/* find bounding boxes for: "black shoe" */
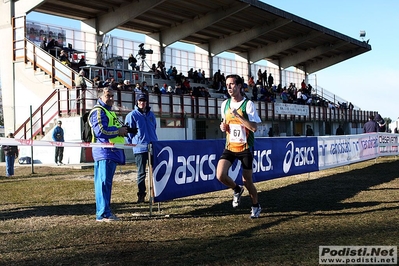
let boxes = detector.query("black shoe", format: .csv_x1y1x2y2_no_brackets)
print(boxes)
137,192,146,203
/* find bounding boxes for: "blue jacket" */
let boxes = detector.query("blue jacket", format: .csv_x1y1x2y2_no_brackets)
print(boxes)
89,99,125,164
363,120,378,133
124,105,157,154
52,126,64,142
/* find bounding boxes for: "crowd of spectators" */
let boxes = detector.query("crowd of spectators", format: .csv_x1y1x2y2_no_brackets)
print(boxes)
37,38,353,110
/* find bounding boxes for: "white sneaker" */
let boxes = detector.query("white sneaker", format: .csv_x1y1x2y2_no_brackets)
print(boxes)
232,186,244,208
250,205,261,219
106,214,120,221
96,214,120,222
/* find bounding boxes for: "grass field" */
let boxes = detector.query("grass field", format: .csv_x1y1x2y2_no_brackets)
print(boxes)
0,157,398,266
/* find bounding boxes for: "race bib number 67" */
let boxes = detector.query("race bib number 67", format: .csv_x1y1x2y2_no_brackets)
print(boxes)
229,124,246,143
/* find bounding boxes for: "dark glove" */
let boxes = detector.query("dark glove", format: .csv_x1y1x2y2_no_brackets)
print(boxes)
127,127,138,136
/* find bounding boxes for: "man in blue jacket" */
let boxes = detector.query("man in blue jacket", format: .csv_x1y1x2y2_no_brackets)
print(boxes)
89,87,128,222
52,120,64,166
125,93,158,203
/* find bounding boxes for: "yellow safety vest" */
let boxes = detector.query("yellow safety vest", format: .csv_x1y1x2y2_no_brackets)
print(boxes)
89,105,125,144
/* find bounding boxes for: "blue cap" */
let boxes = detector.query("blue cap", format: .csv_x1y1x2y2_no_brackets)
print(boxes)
137,93,147,101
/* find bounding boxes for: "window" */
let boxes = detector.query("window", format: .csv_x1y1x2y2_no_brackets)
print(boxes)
160,118,184,128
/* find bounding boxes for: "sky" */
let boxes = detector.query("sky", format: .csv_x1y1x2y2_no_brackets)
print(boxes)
27,0,399,120
265,0,399,121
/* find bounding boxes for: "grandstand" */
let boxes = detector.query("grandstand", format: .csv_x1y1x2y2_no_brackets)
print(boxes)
0,0,376,164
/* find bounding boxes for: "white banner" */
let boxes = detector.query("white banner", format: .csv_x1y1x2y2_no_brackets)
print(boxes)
317,133,385,170
377,133,399,156
274,102,309,116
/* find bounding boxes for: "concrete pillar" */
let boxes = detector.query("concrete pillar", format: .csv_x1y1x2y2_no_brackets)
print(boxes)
0,1,16,133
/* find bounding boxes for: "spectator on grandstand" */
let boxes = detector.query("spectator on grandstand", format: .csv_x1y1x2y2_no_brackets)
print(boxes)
201,70,206,83
75,70,87,89
182,78,191,93
167,86,174,94
193,69,199,83
167,66,173,80
262,70,267,87
200,87,211,98
174,82,182,95
59,50,71,67
327,101,336,109
268,73,274,88
153,83,161,95
123,80,133,91
214,70,223,92
363,115,378,133
248,76,255,92
160,83,168,94
243,78,249,93
259,86,273,102
77,56,87,69
141,81,149,93
268,127,274,137
157,61,167,79
117,81,124,91
301,79,307,90
296,89,304,104
191,87,201,97
109,78,118,90
306,125,314,136
92,76,101,88
47,38,56,56
280,88,289,103
188,68,194,79
301,91,308,104
134,83,142,94
336,124,345,135
374,114,386,132
197,69,204,84
394,127,398,134
171,67,178,81
150,63,159,78
257,69,263,85
128,54,138,71
252,84,259,101
40,36,48,51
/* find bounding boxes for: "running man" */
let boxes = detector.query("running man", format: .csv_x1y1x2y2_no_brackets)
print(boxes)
216,74,262,218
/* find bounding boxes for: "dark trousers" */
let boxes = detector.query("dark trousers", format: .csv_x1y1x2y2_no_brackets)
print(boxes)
55,147,64,163
134,152,148,194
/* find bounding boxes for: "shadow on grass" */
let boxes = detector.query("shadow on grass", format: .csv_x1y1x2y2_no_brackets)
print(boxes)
1,160,398,222
186,159,399,216
2,160,399,266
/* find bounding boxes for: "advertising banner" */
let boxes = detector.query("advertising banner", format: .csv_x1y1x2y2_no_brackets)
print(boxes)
152,137,319,202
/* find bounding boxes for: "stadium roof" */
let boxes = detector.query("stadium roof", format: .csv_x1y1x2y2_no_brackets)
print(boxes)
26,0,371,74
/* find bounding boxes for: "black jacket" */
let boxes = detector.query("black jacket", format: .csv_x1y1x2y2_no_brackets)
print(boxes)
2,145,18,157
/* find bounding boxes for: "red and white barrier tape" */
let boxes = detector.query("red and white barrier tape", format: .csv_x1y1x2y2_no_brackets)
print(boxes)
0,138,146,149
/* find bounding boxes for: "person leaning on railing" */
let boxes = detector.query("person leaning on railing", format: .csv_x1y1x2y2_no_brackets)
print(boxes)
59,50,71,67
75,70,87,89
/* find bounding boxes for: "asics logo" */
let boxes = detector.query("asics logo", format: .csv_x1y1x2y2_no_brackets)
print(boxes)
283,141,315,173
152,146,218,197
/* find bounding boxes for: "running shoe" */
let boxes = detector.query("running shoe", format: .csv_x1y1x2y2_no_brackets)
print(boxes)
232,186,244,208
250,205,261,218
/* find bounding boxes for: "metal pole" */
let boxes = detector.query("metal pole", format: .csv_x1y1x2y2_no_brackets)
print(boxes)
148,143,153,216
30,105,34,174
